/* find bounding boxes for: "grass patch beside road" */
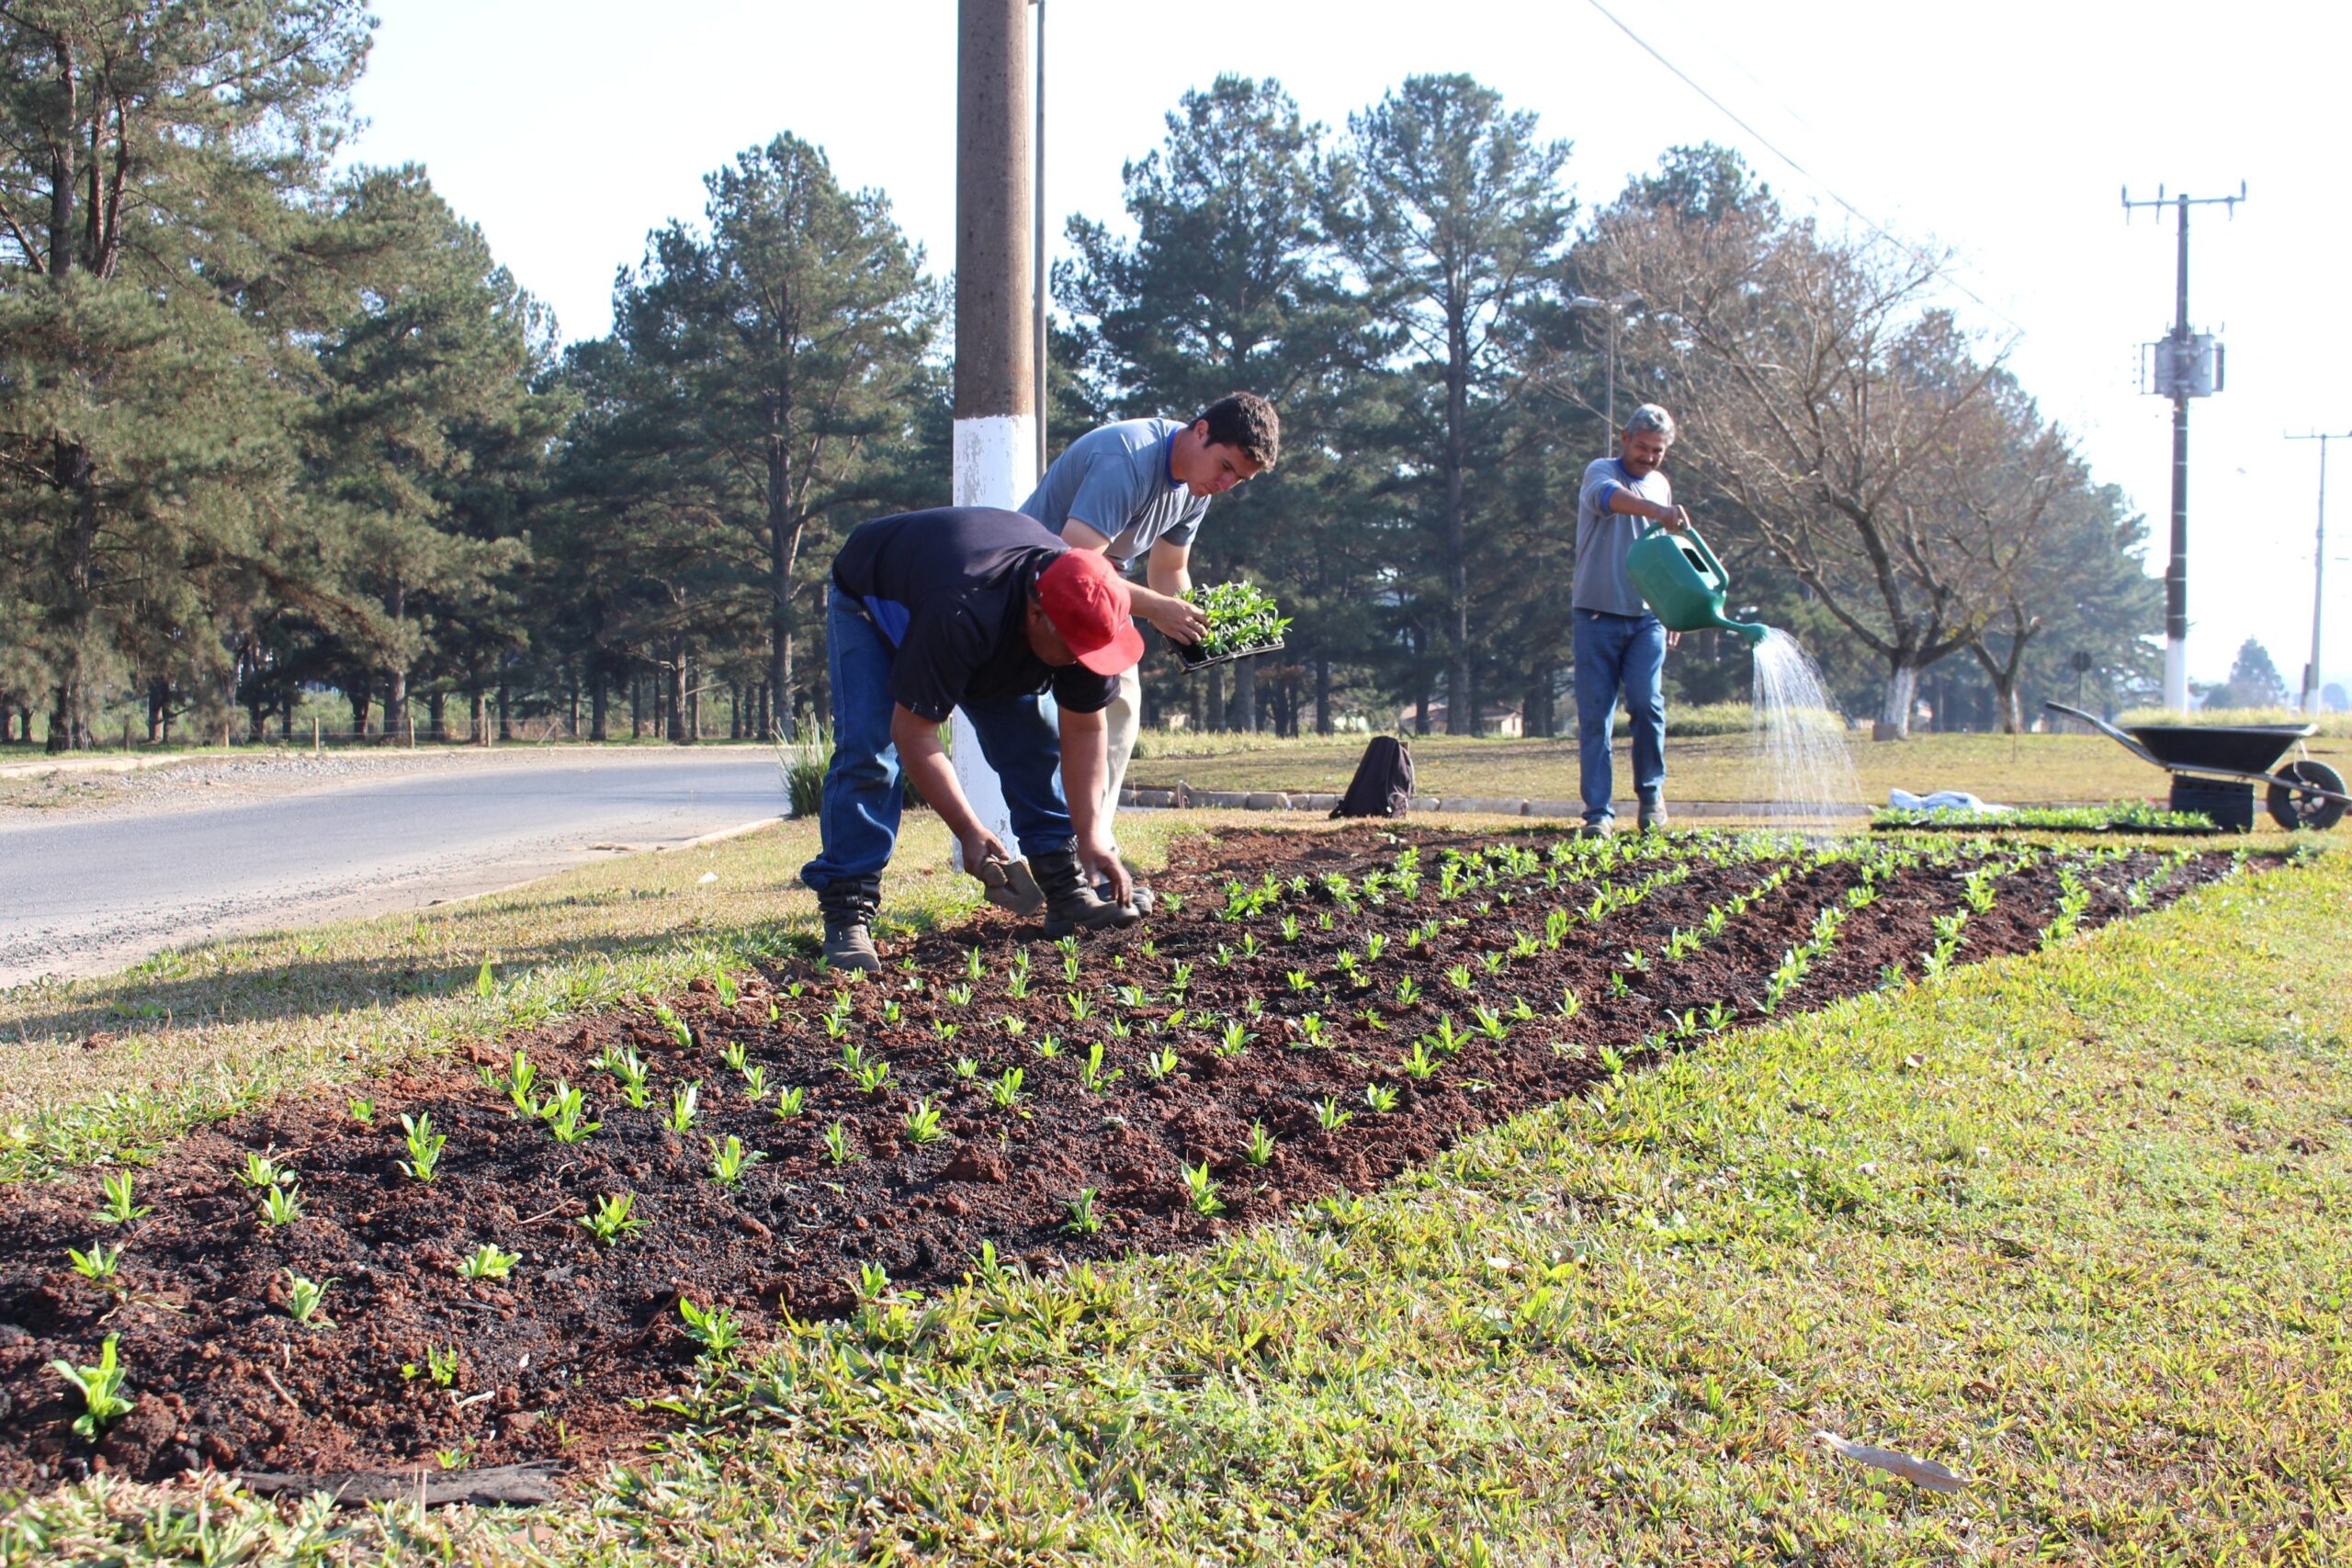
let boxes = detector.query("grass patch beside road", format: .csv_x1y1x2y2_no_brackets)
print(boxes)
3,829,2347,1562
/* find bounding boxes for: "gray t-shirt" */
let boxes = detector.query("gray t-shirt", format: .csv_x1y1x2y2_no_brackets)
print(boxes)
1573,457,1673,616
1019,417,1210,568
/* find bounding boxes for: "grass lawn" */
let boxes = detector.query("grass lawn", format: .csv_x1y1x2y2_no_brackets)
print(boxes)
3,818,2347,1564
1125,728,2352,810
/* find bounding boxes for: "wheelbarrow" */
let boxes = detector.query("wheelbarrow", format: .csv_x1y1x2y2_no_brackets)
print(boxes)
2043,701,2348,831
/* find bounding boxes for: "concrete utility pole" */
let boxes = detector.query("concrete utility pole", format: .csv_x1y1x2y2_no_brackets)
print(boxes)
950,0,1038,860
1034,0,1049,475
2286,430,2348,718
2122,182,2245,713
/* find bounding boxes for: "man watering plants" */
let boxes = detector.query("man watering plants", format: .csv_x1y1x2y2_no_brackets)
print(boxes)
1572,403,1691,836
799,507,1147,972
1020,392,1280,901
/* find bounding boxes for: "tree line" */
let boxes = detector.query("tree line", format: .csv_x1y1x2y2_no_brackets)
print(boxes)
1,7,2161,753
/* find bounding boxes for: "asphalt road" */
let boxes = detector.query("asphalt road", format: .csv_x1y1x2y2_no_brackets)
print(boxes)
0,752,786,987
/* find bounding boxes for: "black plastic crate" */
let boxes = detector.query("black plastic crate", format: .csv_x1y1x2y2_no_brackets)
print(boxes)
2168,777,2256,833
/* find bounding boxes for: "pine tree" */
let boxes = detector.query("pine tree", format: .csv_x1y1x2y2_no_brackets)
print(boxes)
611,134,939,737
0,0,370,749
1340,74,1573,734
1059,74,1374,732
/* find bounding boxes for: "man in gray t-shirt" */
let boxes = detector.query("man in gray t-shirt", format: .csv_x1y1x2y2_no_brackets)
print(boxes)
1571,403,1691,834
1020,392,1280,844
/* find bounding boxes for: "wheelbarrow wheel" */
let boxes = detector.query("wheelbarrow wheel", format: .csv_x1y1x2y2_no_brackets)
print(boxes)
2267,760,2347,831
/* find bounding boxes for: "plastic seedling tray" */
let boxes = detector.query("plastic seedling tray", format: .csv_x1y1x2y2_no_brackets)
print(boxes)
1171,636,1286,672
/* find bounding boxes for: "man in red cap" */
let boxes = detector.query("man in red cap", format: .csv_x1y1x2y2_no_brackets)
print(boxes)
800,506,1147,970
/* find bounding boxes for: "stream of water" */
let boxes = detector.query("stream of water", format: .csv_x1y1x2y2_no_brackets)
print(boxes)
1749,627,1862,833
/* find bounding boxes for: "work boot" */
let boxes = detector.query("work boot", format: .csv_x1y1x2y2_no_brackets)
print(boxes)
1032,848,1142,939
1637,795,1669,833
1577,818,1615,840
817,883,882,973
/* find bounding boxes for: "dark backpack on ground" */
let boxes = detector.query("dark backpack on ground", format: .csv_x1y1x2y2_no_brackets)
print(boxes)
1332,735,1414,818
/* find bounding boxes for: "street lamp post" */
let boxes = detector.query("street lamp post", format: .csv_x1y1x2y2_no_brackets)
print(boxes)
2287,429,2350,718
1567,290,1641,430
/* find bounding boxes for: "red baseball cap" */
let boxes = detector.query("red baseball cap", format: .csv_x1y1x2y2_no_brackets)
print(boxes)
1037,549,1147,676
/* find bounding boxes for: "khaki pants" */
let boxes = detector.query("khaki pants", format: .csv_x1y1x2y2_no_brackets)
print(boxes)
1100,665,1141,840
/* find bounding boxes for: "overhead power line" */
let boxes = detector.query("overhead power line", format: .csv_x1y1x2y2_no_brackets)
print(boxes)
1583,0,2027,339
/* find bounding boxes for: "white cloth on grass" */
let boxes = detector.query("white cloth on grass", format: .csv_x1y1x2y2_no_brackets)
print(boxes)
1888,788,2010,813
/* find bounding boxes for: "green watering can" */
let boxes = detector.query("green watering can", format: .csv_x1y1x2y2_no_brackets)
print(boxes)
1624,520,1770,645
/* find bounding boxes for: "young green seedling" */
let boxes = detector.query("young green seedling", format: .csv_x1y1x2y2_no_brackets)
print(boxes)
458,1243,520,1280
1243,1121,1277,1167
822,1121,859,1166
67,1244,123,1290
257,1184,303,1226
1065,1188,1103,1235
1145,1043,1180,1080
667,1081,702,1134
1399,1039,1439,1080
986,1066,1025,1109
579,1192,641,1243
1216,1020,1251,1057
1181,1162,1225,1216
770,1084,807,1120
903,1097,944,1145
239,1150,290,1190
400,1111,447,1181
540,1080,601,1145
95,1171,149,1226
48,1335,134,1440
653,1004,693,1051
707,1134,765,1186
1363,1083,1399,1113
282,1269,335,1328
719,1041,749,1073
1077,1041,1122,1092
503,1049,541,1114
740,1063,770,1100
678,1296,741,1355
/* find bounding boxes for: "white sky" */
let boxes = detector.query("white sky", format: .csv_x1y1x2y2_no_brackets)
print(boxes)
346,0,2350,693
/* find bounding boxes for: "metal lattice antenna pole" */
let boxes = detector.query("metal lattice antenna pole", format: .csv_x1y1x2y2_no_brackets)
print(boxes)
2286,430,2350,718
2121,181,2246,713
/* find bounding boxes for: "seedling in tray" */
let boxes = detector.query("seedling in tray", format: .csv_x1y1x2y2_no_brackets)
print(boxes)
1172,581,1291,668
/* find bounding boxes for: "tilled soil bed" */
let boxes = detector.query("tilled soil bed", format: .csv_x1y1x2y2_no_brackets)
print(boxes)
0,827,2249,1495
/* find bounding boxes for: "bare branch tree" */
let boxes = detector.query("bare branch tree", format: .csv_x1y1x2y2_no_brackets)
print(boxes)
1594,207,2020,738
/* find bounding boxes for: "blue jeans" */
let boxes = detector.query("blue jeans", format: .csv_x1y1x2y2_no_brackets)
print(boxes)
1572,608,1667,824
799,588,1077,897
